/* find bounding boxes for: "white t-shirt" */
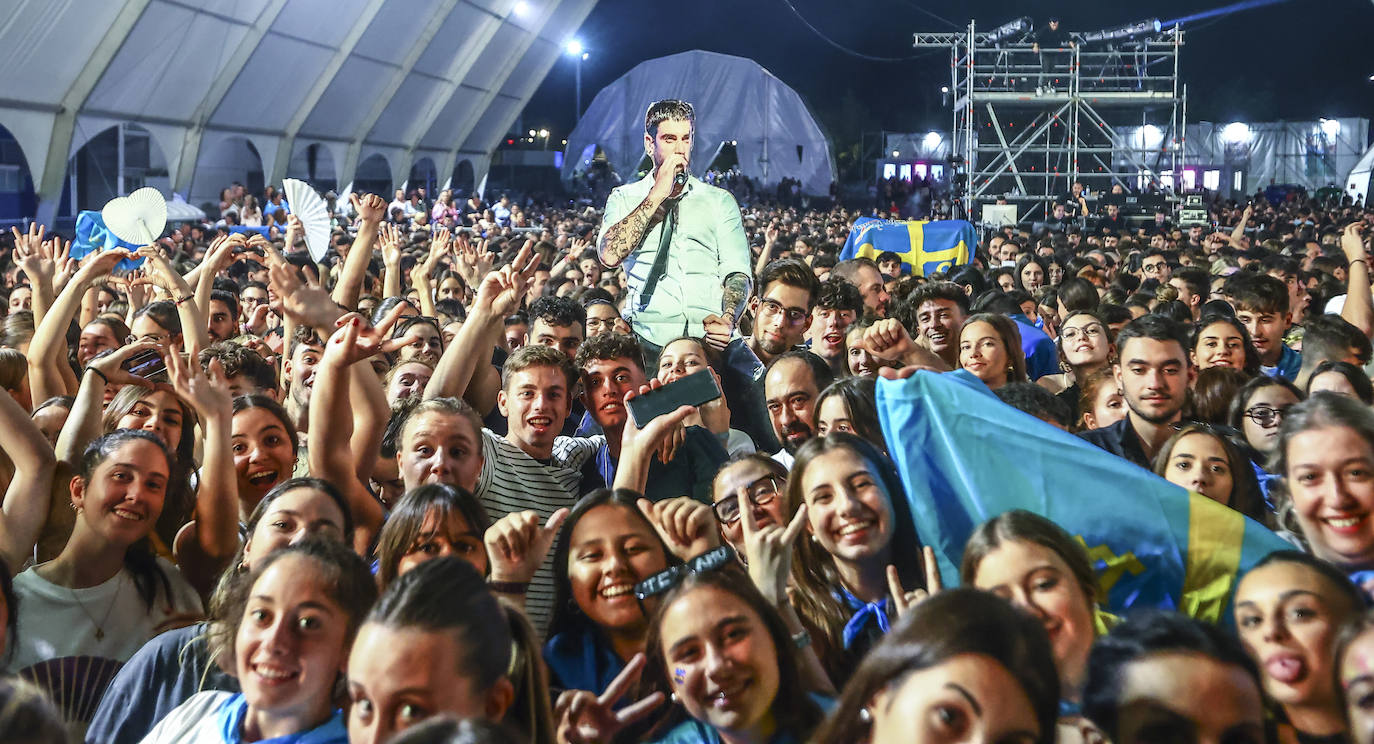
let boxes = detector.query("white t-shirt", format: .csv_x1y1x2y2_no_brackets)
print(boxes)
7,557,204,674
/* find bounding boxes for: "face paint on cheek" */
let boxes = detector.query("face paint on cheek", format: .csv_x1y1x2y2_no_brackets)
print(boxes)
674,667,686,685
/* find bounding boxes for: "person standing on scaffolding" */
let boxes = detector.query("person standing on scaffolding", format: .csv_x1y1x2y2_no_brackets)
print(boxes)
1032,17,1074,95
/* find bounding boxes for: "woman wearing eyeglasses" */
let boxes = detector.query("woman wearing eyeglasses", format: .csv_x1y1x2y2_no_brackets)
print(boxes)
1272,394,1374,595
1230,376,1304,501
1037,311,1115,420
785,433,929,686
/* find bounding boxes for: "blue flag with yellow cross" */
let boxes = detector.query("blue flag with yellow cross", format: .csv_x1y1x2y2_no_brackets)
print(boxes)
876,369,1291,622
840,217,976,277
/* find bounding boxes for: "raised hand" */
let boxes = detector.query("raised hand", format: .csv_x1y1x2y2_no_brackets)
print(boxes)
350,192,386,224
75,248,136,286
637,497,718,562
165,349,232,420
131,245,188,298
87,341,161,389
862,318,916,362
484,508,568,584
554,654,665,744
269,258,341,331
887,545,943,619
740,499,807,608
378,222,404,267
700,313,734,352
1342,222,1367,262
284,214,303,251
322,306,409,368
696,368,732,435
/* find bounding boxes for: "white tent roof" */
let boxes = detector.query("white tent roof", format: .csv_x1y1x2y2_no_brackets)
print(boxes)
0,0,596,223
561,50,835,195
1347,142,1374,205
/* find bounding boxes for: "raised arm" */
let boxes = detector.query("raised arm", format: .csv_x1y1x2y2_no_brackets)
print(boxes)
309,309,407,551
0,386,55,574
332,193,386,310
191,234,236,325
752,225,779,279
424,242,537,411
1341,222,1373,338
164,351,238,593
1228,204,1253,248
379,222,404,300
411,227,449,318
134,245,210,358
599,157,682,268
28,249,132,403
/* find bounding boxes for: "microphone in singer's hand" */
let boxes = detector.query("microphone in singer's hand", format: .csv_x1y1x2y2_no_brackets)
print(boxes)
673,170,688,188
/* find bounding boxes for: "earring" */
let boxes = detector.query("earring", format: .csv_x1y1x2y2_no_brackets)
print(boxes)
670,692,679,703
859,707,873,724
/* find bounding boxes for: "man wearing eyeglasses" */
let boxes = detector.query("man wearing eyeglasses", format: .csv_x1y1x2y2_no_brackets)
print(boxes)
597,99,751,370
716,258,821,453
1140,249,1172,283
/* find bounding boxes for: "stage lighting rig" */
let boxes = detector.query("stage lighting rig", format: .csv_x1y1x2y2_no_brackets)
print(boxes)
981,17,1033,45
1077,18,1162,44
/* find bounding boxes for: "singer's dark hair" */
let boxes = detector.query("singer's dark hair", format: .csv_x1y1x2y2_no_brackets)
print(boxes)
645,99,695,138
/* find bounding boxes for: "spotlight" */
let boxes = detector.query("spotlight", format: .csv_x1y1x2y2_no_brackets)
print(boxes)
983,17,1033,45
1079,18,1162,44
922,132,942,150
565,39,583,56
1221,122,1252,144
512,1,529,17
1320,119,1341,138
528,129,537,137
940,86,950,93
891,150,900,158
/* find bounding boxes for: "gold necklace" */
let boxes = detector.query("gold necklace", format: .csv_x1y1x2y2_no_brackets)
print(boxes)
69,572,124,641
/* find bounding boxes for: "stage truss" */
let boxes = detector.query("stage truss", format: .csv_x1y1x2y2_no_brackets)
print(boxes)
915,22,1187,223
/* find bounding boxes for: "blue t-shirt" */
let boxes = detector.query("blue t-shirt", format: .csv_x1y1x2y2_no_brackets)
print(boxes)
645,694,833,744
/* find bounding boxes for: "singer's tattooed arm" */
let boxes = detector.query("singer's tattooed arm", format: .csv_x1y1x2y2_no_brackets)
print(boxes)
722,272,752,324
599,196,661,268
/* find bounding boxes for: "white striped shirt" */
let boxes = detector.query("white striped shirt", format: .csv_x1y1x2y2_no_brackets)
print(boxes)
475,429,603,635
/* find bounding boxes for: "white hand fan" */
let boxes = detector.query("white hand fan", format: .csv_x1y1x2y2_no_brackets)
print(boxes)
101,187,167,244
282,178,331,262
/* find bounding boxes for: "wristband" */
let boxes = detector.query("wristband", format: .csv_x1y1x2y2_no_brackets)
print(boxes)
175,294,193,305
1351,259,1367,266
486,580,529,595
791,630,812,649
88,367,109,384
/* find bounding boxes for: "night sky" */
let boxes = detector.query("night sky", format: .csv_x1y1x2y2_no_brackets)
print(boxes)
522,0,1374,174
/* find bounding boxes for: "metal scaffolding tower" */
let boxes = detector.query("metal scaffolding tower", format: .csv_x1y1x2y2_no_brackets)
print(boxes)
914,22,1187,224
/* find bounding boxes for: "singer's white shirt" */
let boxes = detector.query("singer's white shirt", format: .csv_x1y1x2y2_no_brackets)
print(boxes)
598,174,750,347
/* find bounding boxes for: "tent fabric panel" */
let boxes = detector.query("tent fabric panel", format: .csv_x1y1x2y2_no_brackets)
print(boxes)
300,55,406,139
193,0,274,23
85,3,250,121
269,0,372,48
209,35,339,130
417,86,486,150
351,0,444,67
368,74,449,144
461,21,526,94
0,0,126,106
412,3,494,78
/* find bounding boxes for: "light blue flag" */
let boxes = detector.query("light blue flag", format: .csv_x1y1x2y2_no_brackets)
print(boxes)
840,217,977,277
71,211,144,271
876,369,1292,622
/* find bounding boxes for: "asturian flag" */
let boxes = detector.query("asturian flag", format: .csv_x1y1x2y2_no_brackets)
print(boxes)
840,217,976,277
877,369,1292,622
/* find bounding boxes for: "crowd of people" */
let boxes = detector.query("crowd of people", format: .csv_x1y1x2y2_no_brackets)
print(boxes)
0,95,1372,744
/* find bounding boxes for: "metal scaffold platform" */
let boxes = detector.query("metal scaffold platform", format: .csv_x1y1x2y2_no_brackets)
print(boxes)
915,21,1187,223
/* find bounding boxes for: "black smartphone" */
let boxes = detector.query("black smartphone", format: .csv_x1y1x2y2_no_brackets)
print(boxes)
628,371,721,427
122,349,167,379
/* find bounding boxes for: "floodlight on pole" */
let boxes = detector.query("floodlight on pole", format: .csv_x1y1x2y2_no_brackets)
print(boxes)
512,1,529,17
566,40,587,123
922,131,942,151
1320,118,1341,138
1221,122,1252,144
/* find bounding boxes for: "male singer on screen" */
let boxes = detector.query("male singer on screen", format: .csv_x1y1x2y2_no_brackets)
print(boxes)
597,99,752,367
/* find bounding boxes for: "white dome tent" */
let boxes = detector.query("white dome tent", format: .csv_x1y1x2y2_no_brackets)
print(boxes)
0,0,597,224
561,50,836,196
